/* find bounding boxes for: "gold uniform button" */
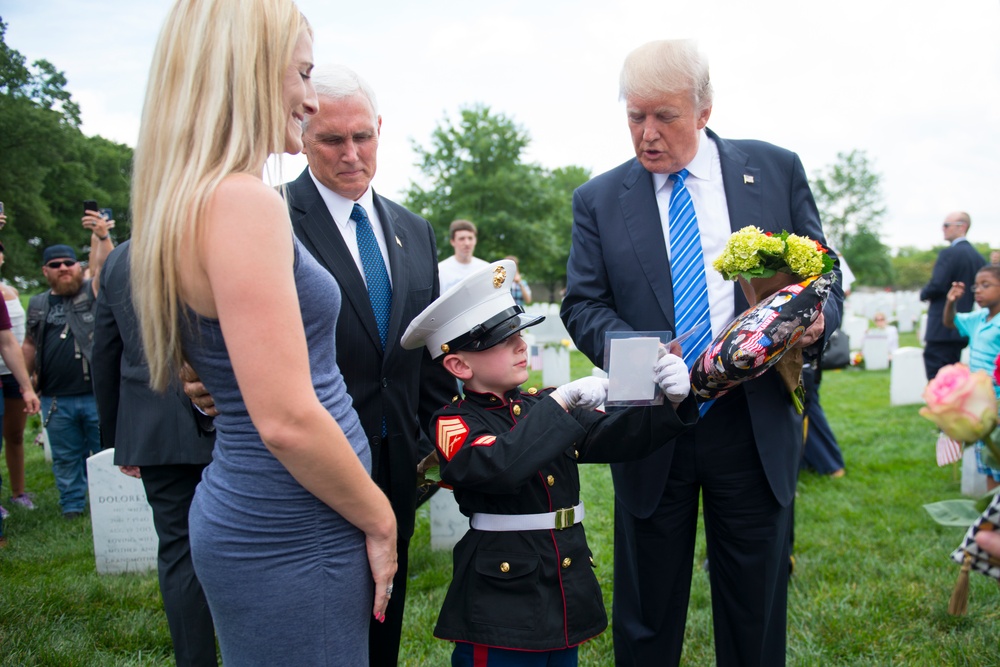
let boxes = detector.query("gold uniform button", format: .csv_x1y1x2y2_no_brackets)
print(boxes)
452,395,459,403
500,562,510,573
513,405,522,416
546,475,555,487
562,557,572,569
589,556,596,567
574,449,579,459
528,387,538,395
490,397,497,402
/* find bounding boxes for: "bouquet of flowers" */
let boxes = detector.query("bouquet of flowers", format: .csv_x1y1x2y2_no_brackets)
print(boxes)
691,226,836,412
712,226,835,285
919,361,1000,614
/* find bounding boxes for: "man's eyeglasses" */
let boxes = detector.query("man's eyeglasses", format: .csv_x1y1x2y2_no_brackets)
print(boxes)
45,260,78,269
971,282,1000,292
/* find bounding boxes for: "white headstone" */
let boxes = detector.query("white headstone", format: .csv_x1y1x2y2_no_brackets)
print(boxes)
962,446,989,497
87,449,158,574
861,335,890,371
842,316,869,351
40,427,52,463
429,488,469,551
890,347,927,406
542,345,571,387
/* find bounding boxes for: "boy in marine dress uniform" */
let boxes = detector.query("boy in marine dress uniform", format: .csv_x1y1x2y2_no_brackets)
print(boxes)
401,260,698,666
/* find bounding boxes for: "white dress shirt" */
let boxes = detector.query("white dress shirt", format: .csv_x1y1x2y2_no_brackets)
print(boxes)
652,129,735,337
308,169,392,288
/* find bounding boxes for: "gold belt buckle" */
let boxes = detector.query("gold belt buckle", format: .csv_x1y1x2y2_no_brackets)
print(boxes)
554,506,574,530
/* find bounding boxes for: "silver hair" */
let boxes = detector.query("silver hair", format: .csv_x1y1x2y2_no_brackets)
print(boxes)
619,39,713,112
303,64,379,130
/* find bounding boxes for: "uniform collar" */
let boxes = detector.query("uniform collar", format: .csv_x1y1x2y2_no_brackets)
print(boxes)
462,386,524,407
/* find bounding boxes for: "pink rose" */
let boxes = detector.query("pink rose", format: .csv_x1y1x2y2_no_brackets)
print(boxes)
919,364,998,443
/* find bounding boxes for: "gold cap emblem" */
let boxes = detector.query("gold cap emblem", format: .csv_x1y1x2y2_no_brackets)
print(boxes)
440,343,450,354
492,265,507,288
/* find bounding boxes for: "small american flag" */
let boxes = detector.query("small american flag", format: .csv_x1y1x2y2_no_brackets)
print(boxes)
529,345,542,370
936,432,964,467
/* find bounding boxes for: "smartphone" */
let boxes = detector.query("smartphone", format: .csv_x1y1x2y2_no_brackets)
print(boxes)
99,207,113,220
83,200,98,214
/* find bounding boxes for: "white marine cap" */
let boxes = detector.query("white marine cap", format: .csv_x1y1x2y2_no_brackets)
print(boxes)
401,260,545,359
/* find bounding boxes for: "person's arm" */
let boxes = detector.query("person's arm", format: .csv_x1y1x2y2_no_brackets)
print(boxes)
189,175,396,621
0,330,39,414
83,211,115,296
787,154,843,349
560,187,635,367
91,251,125,449
943,282,965,330
21,334,36,380
920,247,954,302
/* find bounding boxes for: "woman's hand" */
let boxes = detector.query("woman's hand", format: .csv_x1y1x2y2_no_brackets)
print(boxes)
366,527,398,623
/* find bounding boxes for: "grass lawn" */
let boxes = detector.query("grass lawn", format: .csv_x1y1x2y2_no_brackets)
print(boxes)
2,338,997,665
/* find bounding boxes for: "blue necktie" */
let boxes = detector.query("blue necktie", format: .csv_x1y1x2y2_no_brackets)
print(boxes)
668,170,713,415
352,203,392,350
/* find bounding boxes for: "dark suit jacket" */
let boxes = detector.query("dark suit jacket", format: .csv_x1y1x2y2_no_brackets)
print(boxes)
920,239,985,343
286,168,454,539
92,241,215,466
561,128,843,515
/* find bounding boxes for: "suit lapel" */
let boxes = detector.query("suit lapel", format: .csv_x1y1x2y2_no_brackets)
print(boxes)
711,129,759,312
373,192,408,356
619,159,677,329
287,170,384,351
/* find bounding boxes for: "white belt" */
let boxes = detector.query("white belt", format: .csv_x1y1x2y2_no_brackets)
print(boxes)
470,502,585,532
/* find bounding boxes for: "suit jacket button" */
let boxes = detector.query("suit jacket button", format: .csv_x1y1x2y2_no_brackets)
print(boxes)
381,378,389,388
500,561,510,573
561,557,572,569
546,475,555,487
371,436,381,447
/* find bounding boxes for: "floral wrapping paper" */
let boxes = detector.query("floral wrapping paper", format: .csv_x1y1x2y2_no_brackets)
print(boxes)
690,273,835,401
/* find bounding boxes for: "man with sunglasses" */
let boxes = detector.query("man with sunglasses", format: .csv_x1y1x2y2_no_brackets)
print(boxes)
920,211,986,381
23,217,114,519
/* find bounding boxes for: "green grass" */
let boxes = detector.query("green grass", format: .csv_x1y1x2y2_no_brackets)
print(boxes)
3,343,998,666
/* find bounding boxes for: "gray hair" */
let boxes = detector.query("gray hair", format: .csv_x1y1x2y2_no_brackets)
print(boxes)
303,64,379,129
619,40,713,112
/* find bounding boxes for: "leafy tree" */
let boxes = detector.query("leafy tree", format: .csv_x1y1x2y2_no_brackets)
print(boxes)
0,19,132,285
405,104,589,298
810,150,892,286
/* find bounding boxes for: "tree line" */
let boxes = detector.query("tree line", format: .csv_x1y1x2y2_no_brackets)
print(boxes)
2,19,967,294
0,20,133,286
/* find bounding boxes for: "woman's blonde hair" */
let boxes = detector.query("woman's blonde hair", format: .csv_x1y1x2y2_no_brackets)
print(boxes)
131,0,307,390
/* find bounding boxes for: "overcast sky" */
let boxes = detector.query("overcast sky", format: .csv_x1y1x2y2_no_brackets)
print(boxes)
4,0,999,252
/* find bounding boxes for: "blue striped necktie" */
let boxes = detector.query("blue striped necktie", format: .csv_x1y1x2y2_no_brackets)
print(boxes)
668,169,713,414
352,203,392,350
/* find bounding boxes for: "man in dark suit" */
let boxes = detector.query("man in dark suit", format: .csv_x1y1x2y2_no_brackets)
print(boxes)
92,241,218,667
919,211,985,380
560,40,842,667
286,64,454,667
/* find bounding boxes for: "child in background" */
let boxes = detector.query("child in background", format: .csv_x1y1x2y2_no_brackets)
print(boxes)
401,260,697,667
945,265,1000,488
865,311,899,359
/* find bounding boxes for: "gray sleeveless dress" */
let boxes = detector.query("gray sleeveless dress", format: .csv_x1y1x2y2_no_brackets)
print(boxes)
185,239,372,665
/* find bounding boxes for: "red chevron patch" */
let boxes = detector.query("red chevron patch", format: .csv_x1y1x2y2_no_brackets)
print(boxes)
436,416,470,461
472,435,497,447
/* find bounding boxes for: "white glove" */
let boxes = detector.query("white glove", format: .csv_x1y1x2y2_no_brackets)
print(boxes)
654,348,691,404
555,377,609,410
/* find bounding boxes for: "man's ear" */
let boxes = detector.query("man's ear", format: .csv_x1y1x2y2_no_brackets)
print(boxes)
442,353,473,381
